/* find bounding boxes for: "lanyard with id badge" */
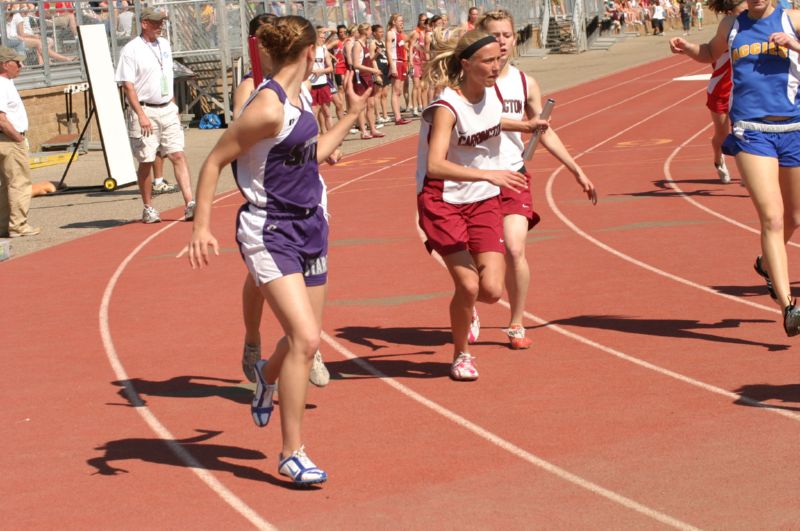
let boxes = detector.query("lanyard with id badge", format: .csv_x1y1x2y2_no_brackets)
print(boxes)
144,36,169,97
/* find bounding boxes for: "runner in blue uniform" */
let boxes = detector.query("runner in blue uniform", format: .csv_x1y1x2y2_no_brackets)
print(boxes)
189,15,370,485
671,0,800,336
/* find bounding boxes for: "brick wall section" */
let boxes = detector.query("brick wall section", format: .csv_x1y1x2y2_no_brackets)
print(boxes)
21,84,98,152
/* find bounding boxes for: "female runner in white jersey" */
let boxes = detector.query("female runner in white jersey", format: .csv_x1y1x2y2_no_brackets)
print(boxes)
417,29,546,380
189,15,371,485
480,10,596,349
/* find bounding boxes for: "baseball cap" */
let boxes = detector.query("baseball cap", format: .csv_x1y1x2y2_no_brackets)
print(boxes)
141,7,168,21
0,46,26,63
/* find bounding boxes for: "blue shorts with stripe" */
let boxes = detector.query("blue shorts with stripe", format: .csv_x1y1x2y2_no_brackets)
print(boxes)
722,117,800,167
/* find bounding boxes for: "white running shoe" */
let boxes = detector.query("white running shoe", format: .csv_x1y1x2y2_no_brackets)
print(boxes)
375,122,384,129
467,307,480,344
279,446,328,485
450,352,479,381
309,350,330,387
142,205,161,224
715,160,731,184
152,180,179,195
349,127,359,134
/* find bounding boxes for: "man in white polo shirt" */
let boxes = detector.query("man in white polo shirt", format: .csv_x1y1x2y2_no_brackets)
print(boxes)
0,46,39,238
115,7,195,223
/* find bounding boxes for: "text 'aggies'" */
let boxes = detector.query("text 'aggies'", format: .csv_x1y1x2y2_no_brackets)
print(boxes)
732,41,789,62
457,124,501,147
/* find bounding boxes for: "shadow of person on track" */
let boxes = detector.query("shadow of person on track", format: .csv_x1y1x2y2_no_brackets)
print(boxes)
109,376,316,411
334,325,452,351
324,352,452,381
87,429,307,489
619,179,750,199
326,325,515,380
536,315,789,351
712,282,800,300
732,383,800,412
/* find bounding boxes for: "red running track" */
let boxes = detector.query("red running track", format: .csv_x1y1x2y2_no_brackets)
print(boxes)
2,54,799,529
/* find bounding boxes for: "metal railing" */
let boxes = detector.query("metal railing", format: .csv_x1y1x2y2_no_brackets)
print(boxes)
4,0,547,101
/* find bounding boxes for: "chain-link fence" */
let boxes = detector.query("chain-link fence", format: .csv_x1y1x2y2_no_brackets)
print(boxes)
4,0,551,117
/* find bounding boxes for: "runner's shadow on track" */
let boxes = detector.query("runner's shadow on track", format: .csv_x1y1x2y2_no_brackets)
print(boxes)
539,315,789,351
712,283,800,299
108,376,316,411
325,353,452,380
61,219,131,229
620,179,749,199
733,383,800,412
87,429,310,489
334,326,452,352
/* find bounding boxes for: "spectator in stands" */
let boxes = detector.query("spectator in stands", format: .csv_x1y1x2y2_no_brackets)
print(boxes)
43,2,78,38
116,0,135,40
14,5,77,64
115,7,195,223
679,0,693,34
310,26,334,133
652,0,665,34
4,10,27,55
0,46,40,238
370,23,391,124
465,6,480,29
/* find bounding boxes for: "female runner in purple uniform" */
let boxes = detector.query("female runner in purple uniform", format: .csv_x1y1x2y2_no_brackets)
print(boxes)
189,15,370,485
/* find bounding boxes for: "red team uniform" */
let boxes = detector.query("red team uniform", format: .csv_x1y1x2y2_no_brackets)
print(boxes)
416,86,506,255
706,51,732,114
495,65,541,229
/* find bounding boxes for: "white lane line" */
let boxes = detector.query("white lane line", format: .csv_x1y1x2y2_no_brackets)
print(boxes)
557,64,709,131
320,330,700,530
546,88,777,313
99,190,275,531
97,61,717,526
328,155,416,194
674,74,712,81
543,83,800,420
556,58,694,109
663,124,800,250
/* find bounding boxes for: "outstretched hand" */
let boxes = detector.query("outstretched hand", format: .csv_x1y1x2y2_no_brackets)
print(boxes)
188,228,219,269
576,171,598,205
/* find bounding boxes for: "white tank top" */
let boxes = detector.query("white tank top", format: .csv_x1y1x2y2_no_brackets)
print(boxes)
415,86,503,204
494,65,528,170
310,45,327,86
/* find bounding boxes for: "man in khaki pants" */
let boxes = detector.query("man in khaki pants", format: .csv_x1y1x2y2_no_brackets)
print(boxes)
0,46,39,238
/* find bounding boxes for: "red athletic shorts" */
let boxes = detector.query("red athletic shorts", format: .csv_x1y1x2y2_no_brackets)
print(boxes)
705,91,729,114
393,61,408,82
417,190,505,256
310,84,332,106
499,166,541,230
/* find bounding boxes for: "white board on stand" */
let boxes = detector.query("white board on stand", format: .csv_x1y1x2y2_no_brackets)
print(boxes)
77,24,137,190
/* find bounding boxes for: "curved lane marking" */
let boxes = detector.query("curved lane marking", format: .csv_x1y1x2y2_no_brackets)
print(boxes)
663,123,800,250
321,330,700,530
98,60,725,527
544,86,800,422
99,192,275,530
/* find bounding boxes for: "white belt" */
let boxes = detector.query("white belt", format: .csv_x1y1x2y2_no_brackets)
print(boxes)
733,120,800,139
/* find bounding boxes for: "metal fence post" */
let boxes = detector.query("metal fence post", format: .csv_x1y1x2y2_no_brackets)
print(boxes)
216,0,231,123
